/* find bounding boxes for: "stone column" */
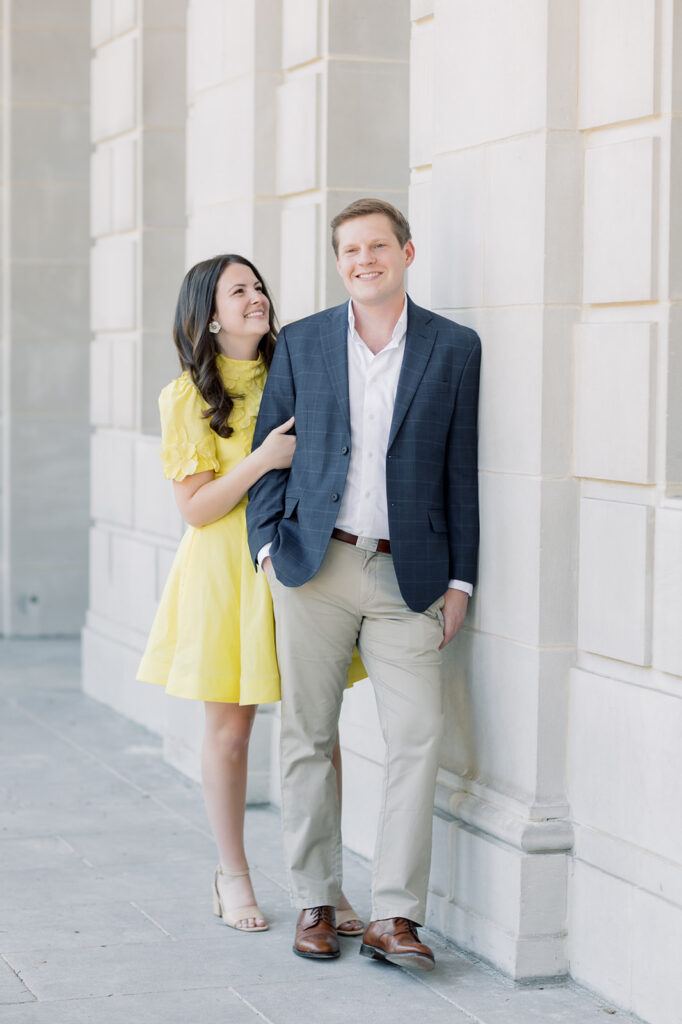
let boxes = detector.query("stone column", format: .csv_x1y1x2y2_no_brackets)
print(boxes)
0,2,90,635
82,0,187,730
567,2,682,1020
408,0,580,979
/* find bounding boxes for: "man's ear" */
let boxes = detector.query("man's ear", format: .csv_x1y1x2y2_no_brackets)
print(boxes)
404,240,416,269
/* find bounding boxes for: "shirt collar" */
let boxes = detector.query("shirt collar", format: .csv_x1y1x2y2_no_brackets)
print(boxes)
347,297,408,351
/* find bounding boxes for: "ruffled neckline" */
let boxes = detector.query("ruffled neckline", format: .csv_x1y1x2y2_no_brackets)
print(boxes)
217,352,266,386
214,353,266,436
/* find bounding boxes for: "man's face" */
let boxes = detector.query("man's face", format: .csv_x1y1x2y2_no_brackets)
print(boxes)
335,213,415,307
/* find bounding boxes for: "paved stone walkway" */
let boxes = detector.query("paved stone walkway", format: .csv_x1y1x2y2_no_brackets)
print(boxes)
0,638,643,1024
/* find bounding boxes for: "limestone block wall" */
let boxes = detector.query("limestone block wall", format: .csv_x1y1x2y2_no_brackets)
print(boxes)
185,0,281,285
277,0,410,318
82,0,188,741
0,2,90,634
406,0,580,980
566,3,682,1021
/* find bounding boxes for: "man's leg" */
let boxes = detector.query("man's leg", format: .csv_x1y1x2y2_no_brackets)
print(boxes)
266,541,362,909
357,552,444,926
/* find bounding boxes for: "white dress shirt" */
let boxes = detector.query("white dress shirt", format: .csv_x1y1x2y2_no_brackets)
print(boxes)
259,297,472,597
334,299,407,538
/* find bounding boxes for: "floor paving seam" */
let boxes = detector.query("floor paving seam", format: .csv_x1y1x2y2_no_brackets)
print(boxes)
6,695,158,796
1,953,38,1002
406,968,494,1024
228,986,278,1023
128,901,175,939
6,694,215,842
252,865,292,894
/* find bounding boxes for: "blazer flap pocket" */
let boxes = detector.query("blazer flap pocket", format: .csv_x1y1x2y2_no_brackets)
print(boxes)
283,495,299,519
428,508,448,533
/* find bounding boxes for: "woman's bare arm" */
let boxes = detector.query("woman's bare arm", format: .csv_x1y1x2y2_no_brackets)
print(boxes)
173,417,295,528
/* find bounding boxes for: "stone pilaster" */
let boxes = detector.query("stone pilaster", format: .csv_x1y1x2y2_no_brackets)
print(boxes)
568,1,682,1018
407,0,580,979
82,0,186,733
0,1,90,634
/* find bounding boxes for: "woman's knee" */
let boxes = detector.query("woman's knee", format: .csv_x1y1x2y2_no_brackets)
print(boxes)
205,705,255,757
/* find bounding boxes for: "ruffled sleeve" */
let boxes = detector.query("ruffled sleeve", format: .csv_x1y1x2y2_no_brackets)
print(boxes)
158,374,221,482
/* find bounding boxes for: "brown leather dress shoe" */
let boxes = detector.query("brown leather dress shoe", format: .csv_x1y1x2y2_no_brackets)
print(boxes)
293,906,340,960
360,917,435,971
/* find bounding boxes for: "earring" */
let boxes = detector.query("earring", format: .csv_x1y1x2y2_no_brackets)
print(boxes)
208,320,221,334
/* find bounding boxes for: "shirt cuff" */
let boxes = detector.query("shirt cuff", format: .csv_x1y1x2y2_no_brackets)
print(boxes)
448,579,473,597
257,543,272,569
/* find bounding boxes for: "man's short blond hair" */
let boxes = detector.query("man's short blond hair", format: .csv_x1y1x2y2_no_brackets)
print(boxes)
330,199,412,255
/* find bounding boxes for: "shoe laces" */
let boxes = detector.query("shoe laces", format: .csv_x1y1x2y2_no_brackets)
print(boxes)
394,917,419,939
310,905,334,926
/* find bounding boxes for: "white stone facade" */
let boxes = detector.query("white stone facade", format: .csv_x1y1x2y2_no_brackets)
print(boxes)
1,2,678,1021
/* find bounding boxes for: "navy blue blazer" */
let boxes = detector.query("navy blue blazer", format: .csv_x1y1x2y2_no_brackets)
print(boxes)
246,297,481,613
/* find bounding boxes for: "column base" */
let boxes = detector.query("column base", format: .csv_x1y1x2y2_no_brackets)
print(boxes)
427,772,572,980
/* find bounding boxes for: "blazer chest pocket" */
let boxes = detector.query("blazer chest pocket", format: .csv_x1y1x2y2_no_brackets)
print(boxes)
428,508,448,533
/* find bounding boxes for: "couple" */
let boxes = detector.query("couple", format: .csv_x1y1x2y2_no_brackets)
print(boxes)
139,198,481,972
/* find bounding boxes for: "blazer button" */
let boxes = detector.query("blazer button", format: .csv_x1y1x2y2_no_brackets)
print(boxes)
341,446,349,455
331,492,339,502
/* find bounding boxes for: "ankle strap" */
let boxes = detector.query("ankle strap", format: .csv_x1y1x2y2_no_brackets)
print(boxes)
217,865,250,878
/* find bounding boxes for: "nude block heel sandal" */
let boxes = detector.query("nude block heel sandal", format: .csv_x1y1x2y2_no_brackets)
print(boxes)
212,865,269,932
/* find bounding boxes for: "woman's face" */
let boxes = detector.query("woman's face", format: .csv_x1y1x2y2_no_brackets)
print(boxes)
212,263,270,346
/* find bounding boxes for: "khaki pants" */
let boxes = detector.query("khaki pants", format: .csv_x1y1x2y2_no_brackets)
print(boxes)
265,538,444,924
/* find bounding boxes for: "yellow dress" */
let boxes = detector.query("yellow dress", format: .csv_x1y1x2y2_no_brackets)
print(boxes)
137,354,365,704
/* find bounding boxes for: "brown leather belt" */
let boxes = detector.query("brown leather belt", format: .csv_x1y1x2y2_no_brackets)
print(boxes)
331,528,391,554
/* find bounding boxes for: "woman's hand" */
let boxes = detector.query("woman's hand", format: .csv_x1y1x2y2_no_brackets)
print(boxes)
260,416,296,470
171,416,296,529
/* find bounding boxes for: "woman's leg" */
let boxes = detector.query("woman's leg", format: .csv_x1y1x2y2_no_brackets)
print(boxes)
331,733,363,933
202,700,264,928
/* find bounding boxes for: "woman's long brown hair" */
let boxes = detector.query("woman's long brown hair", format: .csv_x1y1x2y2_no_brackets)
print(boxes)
172,255,278,438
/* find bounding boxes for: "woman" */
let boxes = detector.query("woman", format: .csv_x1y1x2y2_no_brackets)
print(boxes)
137,255,364,934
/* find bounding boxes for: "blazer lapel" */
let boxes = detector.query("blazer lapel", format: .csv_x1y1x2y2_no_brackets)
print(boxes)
388,298,437,448
319,303,351,430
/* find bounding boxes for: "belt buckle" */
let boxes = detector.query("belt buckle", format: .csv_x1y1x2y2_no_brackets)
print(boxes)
356,535,379,552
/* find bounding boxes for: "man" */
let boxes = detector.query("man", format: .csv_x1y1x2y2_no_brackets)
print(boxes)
246,199,480,971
